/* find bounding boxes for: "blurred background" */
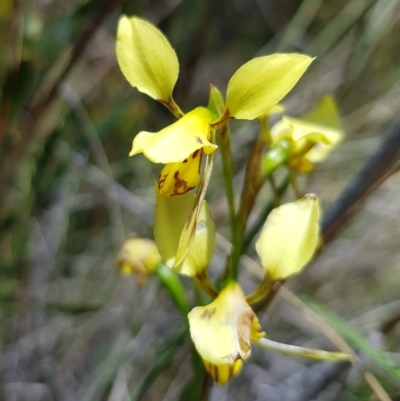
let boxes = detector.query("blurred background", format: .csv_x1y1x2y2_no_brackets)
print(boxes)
1,0,400,400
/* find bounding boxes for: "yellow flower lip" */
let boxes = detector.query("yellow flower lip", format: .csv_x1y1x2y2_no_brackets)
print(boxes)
130,107,217,164
188,282,265,385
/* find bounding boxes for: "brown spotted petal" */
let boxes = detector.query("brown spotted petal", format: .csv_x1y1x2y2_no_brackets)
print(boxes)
188,282,265,385
158,150,203,196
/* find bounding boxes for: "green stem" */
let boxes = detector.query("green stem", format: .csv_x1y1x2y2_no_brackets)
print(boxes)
241,176,290,253
217,123,237,242
156,263,189,315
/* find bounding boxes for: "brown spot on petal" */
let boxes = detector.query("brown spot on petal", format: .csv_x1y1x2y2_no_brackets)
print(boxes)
195,136,203,144
192,149,200,158
158,173,168,190
200,307,216,319
183,158,188,163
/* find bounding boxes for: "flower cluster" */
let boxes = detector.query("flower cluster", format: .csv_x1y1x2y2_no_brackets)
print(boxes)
116,16,347,385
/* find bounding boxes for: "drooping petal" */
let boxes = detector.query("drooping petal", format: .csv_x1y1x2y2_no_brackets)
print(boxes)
255,195,320,281
130,107,217,163
116,15,179,102
225,54,314,120
154,192,215,277
188,282,264,385
158,150,203,196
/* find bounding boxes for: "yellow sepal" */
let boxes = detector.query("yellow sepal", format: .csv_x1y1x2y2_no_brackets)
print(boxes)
255,195,320,281
225,54,314,120
188,282,265,384
130,107,217,164
116,15,179,102
153,192,215,276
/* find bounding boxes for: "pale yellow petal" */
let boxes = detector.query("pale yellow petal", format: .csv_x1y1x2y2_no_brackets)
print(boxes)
154,192,215,276
116,15,179,101
225,54,314,120
188,282,263,367
255,195,320,281
130,107,217,163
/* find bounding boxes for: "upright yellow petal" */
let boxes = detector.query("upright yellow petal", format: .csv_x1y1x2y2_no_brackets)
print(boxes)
255,195,320,281
225,54,314,120
188,282,264,385
154,192,215,277
116,15,179,102
158,150,203,196
130,107,217,163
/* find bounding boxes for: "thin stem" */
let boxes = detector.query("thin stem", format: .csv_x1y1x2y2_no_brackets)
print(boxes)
160,97,184,119
231,135,265,279
195,273,219,298
255,338,353,362
217,123,237,242
210,108,230,130
156,263,189,315
245,274,273,305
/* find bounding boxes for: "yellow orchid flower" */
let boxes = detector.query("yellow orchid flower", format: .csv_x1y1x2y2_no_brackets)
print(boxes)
117,16,315,195
188,282,264,385
269,96,343,173
116,237,162,285
255,194,320,281
153,192,215,277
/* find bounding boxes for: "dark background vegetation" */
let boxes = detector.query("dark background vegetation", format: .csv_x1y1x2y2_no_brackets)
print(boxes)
1,0,400,400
